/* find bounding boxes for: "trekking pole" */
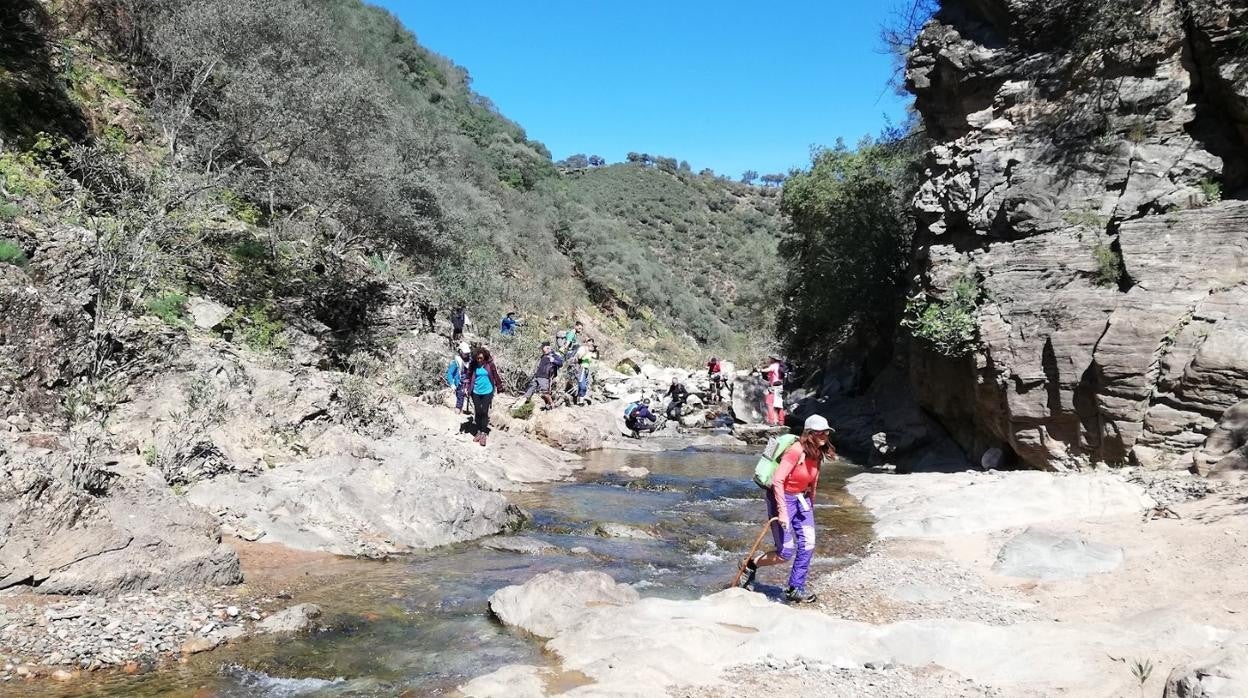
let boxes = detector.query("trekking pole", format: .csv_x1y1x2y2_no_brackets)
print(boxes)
729,517,780,589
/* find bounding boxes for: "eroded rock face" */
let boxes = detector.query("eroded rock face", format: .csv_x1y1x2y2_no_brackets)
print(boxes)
906,1,1248,470
186,455,525,557
0,449,241,594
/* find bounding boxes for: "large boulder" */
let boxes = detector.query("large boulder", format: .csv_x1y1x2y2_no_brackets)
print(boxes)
1165,642,1248,697
0,451,240,594
1197,400,1248,476
732,373,770,425
489,570,639,639
187,454,524,557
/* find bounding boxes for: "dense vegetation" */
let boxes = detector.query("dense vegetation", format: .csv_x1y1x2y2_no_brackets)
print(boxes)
0,0,782,417
775,128,927,373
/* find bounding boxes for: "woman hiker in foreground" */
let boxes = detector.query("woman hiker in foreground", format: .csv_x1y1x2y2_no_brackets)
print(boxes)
468,347,504,446
738,415,835,603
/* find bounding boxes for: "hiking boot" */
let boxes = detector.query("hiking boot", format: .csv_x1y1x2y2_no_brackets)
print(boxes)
785,586,817,604
736,558,757,590
473,432,485,445
478,433,488,447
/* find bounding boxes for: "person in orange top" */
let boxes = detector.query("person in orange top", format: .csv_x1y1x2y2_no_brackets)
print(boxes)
737,415,835,603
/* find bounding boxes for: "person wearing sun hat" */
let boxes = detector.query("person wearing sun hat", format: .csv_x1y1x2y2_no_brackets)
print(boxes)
737,414,836,603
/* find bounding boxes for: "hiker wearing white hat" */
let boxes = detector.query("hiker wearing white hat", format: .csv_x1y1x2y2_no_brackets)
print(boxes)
445,342,472,414
737,414,836,603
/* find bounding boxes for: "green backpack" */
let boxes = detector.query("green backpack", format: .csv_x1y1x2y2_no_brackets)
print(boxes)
753,433,799,489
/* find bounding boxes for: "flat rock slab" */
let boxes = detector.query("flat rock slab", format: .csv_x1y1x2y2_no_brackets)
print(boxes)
484,572,1227,697
848,471,1155,538
479,536,560,555
188,455,524,557
993,528,1125,581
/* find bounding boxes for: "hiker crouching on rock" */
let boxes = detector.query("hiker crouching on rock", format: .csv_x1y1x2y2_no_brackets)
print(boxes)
738,415,835,603
467,347,504,446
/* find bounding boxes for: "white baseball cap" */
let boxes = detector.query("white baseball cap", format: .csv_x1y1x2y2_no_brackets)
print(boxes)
803,415,832,432
457,342,470,354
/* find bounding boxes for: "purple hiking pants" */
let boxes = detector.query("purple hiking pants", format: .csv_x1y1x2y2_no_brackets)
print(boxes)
765,490,816,591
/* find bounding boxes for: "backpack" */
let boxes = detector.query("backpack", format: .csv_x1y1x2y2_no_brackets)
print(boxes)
624,402,641,418
753,434,799,490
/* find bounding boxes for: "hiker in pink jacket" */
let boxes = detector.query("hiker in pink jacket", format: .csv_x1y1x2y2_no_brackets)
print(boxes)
737,415,835,603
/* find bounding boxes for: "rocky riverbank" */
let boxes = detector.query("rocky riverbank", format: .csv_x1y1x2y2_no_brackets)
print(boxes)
467,466,1248,697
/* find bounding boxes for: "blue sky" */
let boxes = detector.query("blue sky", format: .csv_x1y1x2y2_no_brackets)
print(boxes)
374,2,912,178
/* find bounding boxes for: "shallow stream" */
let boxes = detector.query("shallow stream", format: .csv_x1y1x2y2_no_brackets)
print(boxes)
37,448,872,697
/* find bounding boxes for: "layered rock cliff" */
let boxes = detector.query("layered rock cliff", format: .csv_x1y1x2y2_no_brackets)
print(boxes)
906,0,1248,470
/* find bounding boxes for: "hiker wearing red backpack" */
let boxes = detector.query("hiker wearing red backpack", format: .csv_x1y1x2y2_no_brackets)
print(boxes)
737,415,835,603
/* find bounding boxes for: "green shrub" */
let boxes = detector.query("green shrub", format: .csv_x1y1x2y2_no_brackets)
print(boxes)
510,400,535,420
0,202,22,221
225,305,288,353
1199,179,1222,206
222,190,262,225
1091,241,1123,288
0,150,52,199
0,239,27,267
903,275,982,357
230,238,269,263
146,291,188,325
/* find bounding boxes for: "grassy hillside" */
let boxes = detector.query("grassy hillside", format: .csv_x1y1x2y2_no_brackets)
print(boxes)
0,0,780,419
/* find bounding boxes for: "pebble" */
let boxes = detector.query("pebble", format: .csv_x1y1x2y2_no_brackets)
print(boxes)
0,589,277,679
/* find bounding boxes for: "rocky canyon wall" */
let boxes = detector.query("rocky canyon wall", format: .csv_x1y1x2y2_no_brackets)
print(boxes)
905,0,1248,470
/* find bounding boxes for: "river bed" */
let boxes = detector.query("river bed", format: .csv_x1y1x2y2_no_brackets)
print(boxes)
28,448,872,697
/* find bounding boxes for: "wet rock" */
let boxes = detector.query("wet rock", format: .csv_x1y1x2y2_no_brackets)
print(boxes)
594,523,657,540
479,537,559,555
489,570,639,639
257,604,321,634
992,528,1125,581
179,637,216,655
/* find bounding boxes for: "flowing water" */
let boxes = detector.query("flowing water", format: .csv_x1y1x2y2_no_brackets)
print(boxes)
31,448,873,697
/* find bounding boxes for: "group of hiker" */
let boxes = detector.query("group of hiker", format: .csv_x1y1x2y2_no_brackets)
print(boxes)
442,312,601,447
514,323,599,410
436,302,825,603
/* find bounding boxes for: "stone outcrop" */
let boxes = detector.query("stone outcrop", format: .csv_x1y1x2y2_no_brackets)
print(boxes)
906,0,1248,470
0,446,241,594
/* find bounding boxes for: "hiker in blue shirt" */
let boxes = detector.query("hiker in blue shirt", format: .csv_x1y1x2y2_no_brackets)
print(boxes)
445,342,471,413
500,312,519,337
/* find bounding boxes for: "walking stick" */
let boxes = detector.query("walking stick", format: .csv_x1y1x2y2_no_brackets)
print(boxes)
729,517,780,589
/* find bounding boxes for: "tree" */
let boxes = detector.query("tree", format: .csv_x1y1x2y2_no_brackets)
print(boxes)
656,156,678,173
699,168,715,177
741,170,758,185
761,173,787,187
588,154,605,167
776,131,926,367
563,153,589,169
679,160,691,172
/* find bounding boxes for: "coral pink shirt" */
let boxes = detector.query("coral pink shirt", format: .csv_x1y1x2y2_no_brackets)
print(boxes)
772,443,821,524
